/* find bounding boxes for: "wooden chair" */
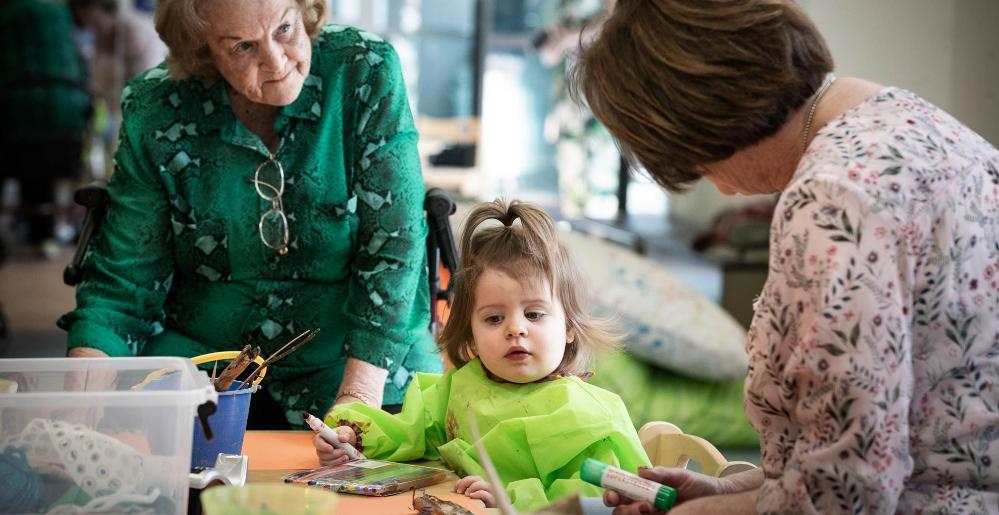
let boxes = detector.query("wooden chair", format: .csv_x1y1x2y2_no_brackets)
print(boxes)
639,421,757,478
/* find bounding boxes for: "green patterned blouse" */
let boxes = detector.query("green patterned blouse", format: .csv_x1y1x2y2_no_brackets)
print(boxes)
58,26,442,427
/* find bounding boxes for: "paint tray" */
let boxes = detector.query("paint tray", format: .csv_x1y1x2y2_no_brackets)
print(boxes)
283,459,449,496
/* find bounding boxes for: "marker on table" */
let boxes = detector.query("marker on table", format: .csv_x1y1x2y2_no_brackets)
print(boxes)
303,411,361,461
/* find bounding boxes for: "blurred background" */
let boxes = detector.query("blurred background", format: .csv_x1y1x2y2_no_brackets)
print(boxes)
0,0,999,459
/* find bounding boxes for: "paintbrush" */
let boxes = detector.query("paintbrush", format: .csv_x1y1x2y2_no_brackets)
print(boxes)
466,406,518,515
235,328,321,390
213,345,260,392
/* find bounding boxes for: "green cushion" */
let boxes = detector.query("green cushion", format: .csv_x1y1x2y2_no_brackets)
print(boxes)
591,350,759,448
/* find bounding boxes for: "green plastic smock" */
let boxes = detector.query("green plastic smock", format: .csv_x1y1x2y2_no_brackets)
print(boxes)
325,358,651,511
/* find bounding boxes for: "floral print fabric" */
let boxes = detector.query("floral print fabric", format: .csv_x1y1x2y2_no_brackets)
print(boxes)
747,88,999,514
58,26,442,427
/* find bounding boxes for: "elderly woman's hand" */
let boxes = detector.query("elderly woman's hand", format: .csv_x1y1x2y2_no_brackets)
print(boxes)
65,347,115,392
603,466,732,514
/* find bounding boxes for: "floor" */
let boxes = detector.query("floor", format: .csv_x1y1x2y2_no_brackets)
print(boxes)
0,244,73,358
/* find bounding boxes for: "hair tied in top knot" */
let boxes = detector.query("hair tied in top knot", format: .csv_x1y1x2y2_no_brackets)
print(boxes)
503,201,521,227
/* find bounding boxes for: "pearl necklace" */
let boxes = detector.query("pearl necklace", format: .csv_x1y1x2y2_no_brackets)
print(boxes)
801,73,837,155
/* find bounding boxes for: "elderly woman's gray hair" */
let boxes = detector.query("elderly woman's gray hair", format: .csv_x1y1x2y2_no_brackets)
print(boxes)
154,0,327,80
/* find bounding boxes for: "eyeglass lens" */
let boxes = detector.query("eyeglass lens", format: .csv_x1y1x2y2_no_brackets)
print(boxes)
254,157,289,254
254,159,284,200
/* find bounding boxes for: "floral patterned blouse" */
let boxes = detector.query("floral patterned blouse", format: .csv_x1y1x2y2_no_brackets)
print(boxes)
747,88,999,514
58,26,442,427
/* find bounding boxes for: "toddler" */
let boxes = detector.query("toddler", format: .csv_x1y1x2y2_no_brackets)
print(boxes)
313,199,650,511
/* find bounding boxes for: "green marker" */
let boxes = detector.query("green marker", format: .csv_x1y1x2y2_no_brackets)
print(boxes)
581,458,676,512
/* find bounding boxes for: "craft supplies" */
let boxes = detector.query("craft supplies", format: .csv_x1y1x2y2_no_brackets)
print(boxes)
188,454,248,489
213,345,260,392
303,411,360,461
580,458,676,512
412,491,475,515
283,460,449,496
235,328,321,390
0,446,43,513
0,357,217,514
190,383,259,469
466,407,517,515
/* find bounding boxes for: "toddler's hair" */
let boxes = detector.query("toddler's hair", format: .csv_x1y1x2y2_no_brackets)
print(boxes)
438,199,619,374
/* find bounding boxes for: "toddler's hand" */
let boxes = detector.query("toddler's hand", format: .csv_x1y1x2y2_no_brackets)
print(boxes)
313,426,364,466
455,475,495,507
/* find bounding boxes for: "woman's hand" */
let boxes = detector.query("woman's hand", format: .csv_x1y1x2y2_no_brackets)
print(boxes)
454,475,495,507
65,347,115,391
67,347,109,358
59,347,115,424
603,466,732,514
313,426,365,466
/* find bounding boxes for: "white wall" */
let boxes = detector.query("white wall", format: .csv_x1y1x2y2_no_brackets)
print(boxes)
671,0,999,228
802,0,999,145
948,1,999,147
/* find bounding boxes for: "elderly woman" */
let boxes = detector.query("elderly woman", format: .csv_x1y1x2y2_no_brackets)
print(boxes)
570,1,999,514
58,0,441,428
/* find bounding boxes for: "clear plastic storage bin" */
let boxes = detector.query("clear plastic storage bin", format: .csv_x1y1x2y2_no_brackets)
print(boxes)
0,357,217,514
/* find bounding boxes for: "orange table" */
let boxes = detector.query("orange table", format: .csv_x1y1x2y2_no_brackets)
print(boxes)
241,431,488,514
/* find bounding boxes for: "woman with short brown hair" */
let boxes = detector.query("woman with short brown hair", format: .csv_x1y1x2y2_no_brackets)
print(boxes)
571,1,999,513
571,0,834,193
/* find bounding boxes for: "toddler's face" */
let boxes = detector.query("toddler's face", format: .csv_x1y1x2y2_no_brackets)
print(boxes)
470,269,574,383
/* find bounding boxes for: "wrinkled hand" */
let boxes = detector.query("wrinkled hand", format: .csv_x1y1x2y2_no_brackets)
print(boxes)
58,347,116,425
313,426,365,466
603,467,729,515
65,347,116,389
455,475,495,507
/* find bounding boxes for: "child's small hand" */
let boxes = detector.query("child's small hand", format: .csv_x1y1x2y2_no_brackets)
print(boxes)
454,475,495,507
313,426,364,466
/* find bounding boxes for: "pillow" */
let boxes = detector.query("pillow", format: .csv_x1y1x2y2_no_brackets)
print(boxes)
562,229,748,381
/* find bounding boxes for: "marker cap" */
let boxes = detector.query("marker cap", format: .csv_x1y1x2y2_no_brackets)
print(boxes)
580,458,607,486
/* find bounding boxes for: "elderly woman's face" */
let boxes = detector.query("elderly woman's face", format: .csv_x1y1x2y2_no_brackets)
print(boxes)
203,0,311,107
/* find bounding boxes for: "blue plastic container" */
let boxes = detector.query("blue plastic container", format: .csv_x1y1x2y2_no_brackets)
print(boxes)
191,383,258,469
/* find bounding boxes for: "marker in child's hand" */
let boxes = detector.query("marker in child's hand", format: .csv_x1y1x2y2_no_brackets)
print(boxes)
303,411,360,461
581,458,676,512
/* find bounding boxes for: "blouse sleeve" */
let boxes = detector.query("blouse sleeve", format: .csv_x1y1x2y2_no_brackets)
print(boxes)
57,92,176,357
341,40,431,372
752,177,914,514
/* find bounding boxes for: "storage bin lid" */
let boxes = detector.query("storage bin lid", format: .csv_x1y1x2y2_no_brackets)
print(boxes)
0,356,217,408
